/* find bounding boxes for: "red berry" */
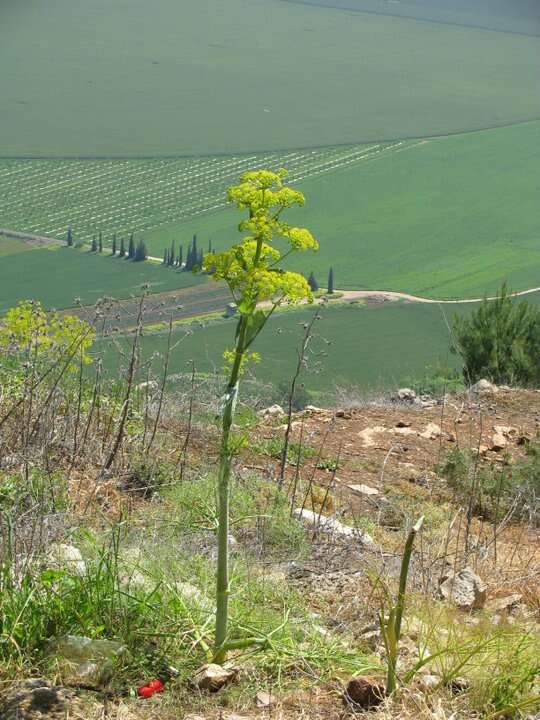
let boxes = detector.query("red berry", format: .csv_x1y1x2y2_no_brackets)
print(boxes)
137,685,154,699
148,680,165,692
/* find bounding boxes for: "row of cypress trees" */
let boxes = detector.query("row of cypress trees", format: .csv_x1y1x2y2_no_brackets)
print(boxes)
162,235,212,271
67,228,336,284
99,232,147,262
66,228,148,262
307,267,335,294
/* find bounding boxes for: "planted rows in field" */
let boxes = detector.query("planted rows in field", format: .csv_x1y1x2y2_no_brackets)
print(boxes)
0,142,402,244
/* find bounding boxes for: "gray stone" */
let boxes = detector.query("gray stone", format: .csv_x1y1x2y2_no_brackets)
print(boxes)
48,544,86,577
396,388,416,402
193,663,236,692
348,483,379,496
418,674,440,691
259,404,285,418
49,635,127,688
293,508,375,546
0,680,75,720
420,422,442,440
471,379,498,395
439,567,487,610
256,690,276,707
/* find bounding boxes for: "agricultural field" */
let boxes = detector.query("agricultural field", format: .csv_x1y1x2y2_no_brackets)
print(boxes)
146,121,540,299
99,289,540,393
283,0,540,36
0,235,34,257
99,301,466,392
2,0,539,156
0,143,400,244
0,242,204,313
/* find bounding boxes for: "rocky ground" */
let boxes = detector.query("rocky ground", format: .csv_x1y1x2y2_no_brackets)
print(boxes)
2,381,539,720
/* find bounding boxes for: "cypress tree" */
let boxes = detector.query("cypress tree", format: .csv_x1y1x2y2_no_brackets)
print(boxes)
112,234,117,255
327,267,334,294
169,241,175,267
91,235,98,252
119,237,126,257
186,237,198,271
128,234,135,259
178,245,183,268
134,239,147,262
307,271,318,292
98,231,103,253
208,239,212,254
66,227,73,247
163,248,168,265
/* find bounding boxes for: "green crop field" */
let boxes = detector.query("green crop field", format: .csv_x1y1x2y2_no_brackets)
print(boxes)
2,0,539,156
99,290,540,393
0,244,204,313
0,236,34,257
98,301,465,392
282,0,540,36
0,143,399,244
145,122,540,300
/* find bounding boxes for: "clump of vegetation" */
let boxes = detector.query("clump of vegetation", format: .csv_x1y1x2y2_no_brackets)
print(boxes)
405,362,465,397
452,284,540,387
438,443,540,526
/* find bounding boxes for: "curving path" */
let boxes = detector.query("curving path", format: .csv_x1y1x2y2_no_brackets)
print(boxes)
335,287,540,305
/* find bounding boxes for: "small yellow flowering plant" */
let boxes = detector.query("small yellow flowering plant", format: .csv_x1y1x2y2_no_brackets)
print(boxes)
204,169,318,662
0,300,94,370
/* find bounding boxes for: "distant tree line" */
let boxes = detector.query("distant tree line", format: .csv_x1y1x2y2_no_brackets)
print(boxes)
65,227,337,285
306,267,335,294
162,235,211,271
65,227,217,271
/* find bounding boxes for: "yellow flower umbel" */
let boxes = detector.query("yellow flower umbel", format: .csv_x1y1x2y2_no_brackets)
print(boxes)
207,169,318,663
204,168,318,315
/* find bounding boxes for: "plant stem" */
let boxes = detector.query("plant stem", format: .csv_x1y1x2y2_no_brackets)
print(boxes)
386,515,424,695
214,314,248,662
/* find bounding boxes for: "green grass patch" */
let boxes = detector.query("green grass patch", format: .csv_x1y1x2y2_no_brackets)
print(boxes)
0,246,204,313
2,0,539,156
99,292,540,393
98,301,471,392
0,469,376,686
0,236,34,257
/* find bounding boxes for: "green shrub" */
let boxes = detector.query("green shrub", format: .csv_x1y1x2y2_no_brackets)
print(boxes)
438,442,540,525
452,284,540,386
405,362,465,397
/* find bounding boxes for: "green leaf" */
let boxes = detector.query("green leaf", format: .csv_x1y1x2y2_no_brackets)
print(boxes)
244,310,267,348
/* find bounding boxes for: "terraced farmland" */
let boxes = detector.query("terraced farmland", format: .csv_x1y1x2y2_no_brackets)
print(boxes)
0,142,401,243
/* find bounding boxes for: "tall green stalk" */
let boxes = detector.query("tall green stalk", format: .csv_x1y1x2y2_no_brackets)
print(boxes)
382,515,424,694
203,169,319,662
214,315,247,662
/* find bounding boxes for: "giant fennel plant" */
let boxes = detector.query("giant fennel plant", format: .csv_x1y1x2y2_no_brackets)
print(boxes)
202,169,318,661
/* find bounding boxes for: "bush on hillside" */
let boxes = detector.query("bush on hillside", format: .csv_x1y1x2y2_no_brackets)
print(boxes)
452,284,540,387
